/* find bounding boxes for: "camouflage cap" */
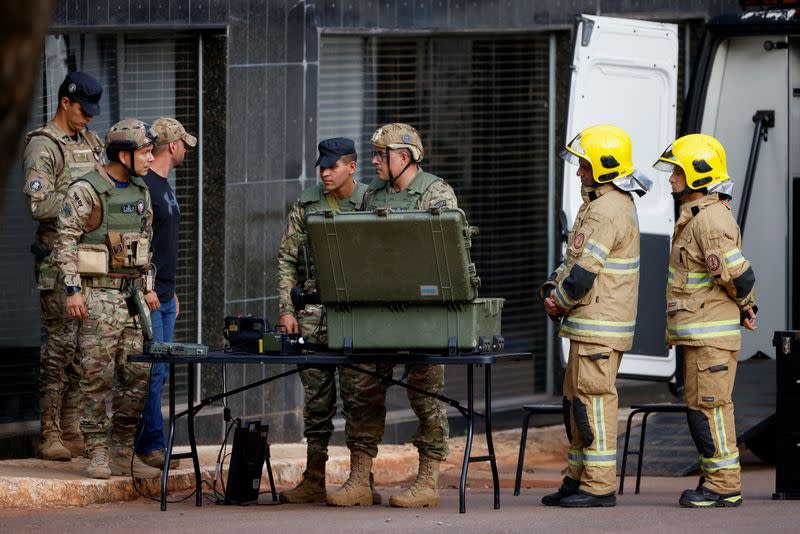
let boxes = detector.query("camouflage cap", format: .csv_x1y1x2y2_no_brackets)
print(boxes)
152,117,197,147
371,123,424,162
106,119,158,150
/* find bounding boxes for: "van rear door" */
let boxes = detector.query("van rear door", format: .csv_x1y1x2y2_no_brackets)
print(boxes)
561,15,678,379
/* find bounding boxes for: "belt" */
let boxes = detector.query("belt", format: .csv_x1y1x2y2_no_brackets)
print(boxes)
82,275,141,290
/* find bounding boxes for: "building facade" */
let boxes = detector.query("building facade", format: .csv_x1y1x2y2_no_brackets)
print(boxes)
0,0,739,455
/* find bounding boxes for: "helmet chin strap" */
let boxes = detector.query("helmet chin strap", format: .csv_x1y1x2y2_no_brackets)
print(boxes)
126,149,137,177
386,148,415,188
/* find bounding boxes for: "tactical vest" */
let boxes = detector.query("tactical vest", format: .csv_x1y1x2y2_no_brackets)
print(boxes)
26,123,104,195
26,123,104,244
298,182,368,282
77,171,150,276
364,171,441,210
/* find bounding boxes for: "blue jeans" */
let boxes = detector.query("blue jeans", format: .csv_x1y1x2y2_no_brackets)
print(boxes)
136,295,176,454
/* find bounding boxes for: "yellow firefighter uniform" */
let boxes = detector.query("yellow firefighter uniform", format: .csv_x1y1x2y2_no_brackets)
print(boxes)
542,182,642,498
667,193,756,498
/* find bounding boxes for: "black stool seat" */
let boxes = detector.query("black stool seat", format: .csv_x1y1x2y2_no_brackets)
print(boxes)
514,403,562,496
619,402,689,495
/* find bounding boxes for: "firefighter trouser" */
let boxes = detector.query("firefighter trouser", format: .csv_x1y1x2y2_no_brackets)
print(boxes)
562,341,622,495
682,345,740,494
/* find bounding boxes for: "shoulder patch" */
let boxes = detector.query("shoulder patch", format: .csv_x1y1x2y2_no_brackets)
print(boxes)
433,199,448,208
71,191,84,208
136,199,145,215
61,202,72,217
572,233,585,249
706,254,721,271
29,178,43,192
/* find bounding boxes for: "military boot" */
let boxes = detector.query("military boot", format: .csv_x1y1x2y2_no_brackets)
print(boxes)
370,472,382,505
326,450,373,507
542,476,580,506
38,396,71,461
109,445,162,478
279,451,327,503
389,454,441,508
59,389,85,458
86,447,111,479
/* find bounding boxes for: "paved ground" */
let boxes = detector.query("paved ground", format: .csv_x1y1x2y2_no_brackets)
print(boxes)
1,423,798,532
0,466,795,534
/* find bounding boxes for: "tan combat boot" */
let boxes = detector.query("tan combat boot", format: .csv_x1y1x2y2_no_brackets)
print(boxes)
38,396,71,461
86,447,111,479
60,388,85,458
389,454,441,508
279,451,327,503
370,472,382,505
326,450,373,507
109,445,162,478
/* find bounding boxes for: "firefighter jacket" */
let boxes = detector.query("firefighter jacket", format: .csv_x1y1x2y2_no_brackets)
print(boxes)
666,193,756,351
541,183,641,352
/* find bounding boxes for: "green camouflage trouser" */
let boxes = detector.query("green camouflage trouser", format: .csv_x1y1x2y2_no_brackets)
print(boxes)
38,286,82,406
297,306,403,458
344,363,449,460
78,287,151,451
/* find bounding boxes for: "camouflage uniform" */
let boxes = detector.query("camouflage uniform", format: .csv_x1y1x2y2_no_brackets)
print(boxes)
278,182,368,456
23,121,104,455
356,169,458,461
52,164,153,455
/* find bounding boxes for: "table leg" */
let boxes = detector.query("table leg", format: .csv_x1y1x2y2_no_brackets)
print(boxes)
459,364,475,514
484,364,500,510
187,362,201,507
161,362,176,511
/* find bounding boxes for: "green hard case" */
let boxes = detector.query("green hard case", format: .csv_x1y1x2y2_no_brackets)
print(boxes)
305,208,504,353
305,208,480,304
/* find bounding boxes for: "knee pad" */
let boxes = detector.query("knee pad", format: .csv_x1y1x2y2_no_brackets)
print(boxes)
562,396,573,442
687,409,716,458
572,397,594,448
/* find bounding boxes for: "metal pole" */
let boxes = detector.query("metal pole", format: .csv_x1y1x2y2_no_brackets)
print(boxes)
196,34,204,402
546,33,556,395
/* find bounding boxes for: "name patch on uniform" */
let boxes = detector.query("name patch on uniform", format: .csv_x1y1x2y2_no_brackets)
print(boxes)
29,178,43,192
420,285,440,297
72,191,83,208
706,254,721,271
136,199,145,215
702,396,715,403
572,233,585,249
121,203,135,214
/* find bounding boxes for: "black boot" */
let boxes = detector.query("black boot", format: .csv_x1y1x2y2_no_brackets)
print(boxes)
559,489,617,508
541,477,580,506
679,486,742,508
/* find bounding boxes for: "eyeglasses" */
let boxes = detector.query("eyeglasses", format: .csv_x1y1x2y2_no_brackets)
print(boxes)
372,149,388,161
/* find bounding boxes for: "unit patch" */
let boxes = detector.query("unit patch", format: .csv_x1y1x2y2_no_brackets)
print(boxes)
136,199,145,214
402,133,412,143
122,203,135,214
62,202,72,217
572,232,585,249
706,254,721,271
432,199,449,208
29,178,43,192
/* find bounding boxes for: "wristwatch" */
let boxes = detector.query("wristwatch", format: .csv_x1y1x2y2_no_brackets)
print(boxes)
64,285,81,297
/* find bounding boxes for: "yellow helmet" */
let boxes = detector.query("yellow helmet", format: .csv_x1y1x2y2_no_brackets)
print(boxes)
561,124,636,183
653,133,729,190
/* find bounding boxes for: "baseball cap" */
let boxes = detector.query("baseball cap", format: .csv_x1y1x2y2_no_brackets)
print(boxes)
58,72,102,116
315,138,356,168
152,117,197,147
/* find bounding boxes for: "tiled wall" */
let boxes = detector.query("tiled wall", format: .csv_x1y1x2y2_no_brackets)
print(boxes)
49,0,740,445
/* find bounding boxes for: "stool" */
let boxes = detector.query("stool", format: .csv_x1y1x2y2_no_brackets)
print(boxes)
514,403,563,496
619,403,689,495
